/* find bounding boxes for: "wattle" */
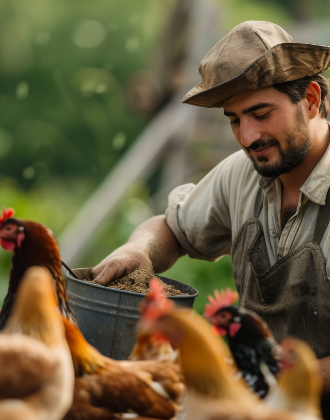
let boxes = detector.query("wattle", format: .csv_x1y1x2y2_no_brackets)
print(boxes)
0,239,15,252
213,325,227,336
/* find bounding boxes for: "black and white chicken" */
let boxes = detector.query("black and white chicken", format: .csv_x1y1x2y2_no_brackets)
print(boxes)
204,288,281,398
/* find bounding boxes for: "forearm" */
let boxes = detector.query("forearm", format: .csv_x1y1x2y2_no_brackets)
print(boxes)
127,215,187,273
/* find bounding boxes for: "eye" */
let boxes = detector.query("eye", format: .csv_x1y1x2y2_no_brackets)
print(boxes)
230,119,240,126
5,226,11,231
255,111,271,120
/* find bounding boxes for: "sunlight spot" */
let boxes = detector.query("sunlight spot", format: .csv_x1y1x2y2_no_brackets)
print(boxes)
35,32,50,45
72,20,106,49
16,81,29,100
112,132,126,150
23,166,35,180
125,36,140,53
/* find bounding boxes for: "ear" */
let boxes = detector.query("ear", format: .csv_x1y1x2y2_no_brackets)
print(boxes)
229,322,241,337
304,81,321,119
17,232,25,248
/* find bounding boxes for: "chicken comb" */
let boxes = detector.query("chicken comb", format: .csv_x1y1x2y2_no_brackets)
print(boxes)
139,277,174,321
0,207,14,226
204,288,239,318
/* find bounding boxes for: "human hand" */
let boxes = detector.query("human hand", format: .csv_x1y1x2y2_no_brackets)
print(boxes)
91,243,153,286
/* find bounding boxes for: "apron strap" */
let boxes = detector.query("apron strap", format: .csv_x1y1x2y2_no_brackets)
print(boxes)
254,187,264,218
313,187,330,245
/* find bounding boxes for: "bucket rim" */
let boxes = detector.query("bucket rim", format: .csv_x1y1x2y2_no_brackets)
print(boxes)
65,270,199,299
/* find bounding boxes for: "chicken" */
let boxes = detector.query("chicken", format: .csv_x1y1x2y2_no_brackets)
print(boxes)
204,288,281,398
144,307,259,420
0,266,74,420
62,317,184,420
0,208,73,329
130,278,176,362
265,337,322,419
147,308,322,420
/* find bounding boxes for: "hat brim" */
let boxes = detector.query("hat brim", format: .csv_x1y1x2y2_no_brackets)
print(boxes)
182,43,330,108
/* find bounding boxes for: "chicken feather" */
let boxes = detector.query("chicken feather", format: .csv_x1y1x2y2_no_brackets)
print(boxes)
130,279,176,362
0,266,74,420
63,318,184,420
0,215,73,329
151,308,323,420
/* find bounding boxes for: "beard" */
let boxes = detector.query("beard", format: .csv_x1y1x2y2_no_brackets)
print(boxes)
245,105,312,178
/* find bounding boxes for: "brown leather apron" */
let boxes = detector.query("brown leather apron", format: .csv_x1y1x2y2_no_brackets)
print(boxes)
231,187,330,359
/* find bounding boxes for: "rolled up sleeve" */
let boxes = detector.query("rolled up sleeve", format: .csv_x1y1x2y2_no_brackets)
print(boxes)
165,158,233,261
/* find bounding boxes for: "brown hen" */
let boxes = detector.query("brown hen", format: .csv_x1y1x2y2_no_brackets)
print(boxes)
63,318,184,420
0,208,73,329
130,278,177,362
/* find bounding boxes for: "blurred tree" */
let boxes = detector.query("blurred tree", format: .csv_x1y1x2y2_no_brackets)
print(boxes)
0,0,174,188
0,0,175,304
127,0,191,117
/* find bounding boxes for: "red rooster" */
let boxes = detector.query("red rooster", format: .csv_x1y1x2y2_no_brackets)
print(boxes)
204,288,281,399
129,278,177,362
0,208,72,329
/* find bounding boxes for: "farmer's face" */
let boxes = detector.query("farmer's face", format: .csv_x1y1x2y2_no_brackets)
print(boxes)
223,87,311,177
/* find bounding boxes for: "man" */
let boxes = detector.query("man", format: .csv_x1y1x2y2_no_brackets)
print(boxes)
92,21,330,393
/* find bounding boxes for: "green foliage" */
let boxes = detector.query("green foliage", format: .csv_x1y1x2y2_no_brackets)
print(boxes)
216,0,292,31
0,0,173,305
250,0,330,20
0,0,172,188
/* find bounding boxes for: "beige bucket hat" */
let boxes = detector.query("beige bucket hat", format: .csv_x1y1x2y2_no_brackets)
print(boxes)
182,21,330,108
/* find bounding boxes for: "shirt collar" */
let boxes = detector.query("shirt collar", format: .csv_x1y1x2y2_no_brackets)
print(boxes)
300,143,330,205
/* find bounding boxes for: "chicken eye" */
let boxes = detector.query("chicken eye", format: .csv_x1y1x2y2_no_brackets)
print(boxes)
5,227,11,231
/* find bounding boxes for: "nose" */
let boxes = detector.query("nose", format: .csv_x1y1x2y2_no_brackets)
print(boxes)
239,119,262,148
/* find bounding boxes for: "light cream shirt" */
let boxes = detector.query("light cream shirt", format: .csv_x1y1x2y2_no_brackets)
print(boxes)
165,146,330,275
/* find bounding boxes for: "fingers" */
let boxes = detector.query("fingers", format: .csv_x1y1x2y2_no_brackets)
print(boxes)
91,255,153,287
91,261,123,286
91,264,103,280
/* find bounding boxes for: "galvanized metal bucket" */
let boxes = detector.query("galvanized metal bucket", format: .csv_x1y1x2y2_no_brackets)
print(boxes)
64,267,198,360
